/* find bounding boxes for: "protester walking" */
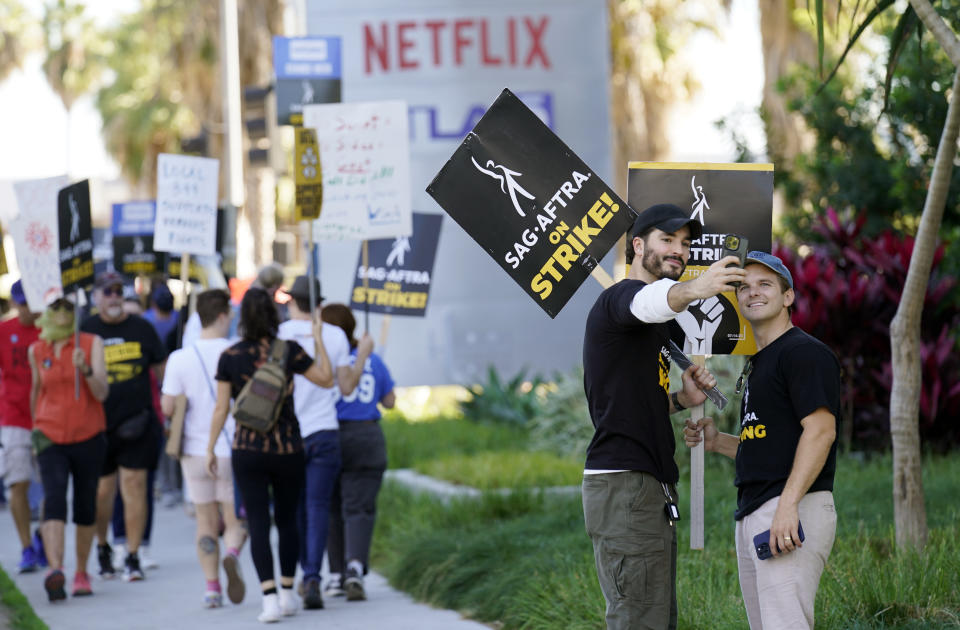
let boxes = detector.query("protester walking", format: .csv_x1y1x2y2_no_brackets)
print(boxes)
29,292,109,601
0,280,44,574
162,289,247,609
320,304,395,602
206,287,334,623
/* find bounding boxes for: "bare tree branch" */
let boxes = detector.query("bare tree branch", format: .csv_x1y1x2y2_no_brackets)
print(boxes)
907,0,960,66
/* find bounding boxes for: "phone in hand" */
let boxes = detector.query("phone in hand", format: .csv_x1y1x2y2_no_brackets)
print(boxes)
721,234,749,288
754,521,805,560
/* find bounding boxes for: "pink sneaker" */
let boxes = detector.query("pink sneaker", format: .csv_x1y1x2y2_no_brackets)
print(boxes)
72,571,93,597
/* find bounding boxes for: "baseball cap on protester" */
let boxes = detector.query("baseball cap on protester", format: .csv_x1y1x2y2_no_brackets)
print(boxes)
151,283,174,310
285,275,324,303
94,270,125,290
745,251,794,290
625,203,703,263
10,280,27,305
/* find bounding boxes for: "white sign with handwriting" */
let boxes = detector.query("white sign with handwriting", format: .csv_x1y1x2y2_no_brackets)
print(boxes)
10,176,69,311
303,100,412,241
154,154,219,255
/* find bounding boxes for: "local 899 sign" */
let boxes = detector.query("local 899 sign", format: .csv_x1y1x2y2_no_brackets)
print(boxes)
427,89,635,318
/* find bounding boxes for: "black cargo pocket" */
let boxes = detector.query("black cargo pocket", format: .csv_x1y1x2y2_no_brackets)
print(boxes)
603,536,667,605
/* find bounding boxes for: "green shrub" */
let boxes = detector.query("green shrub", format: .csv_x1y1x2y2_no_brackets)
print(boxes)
383,415,527,469
459,367,542,426
415,451,583,490
527,366,593,458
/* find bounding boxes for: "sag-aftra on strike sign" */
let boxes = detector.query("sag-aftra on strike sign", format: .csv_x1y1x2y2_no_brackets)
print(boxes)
427,89,635,318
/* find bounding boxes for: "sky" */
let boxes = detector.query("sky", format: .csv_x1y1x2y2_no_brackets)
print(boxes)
0,0,765,209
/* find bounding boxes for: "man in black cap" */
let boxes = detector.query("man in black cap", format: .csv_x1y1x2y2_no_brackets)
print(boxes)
581,203,746,629
81,270,167,582
277,276,373,608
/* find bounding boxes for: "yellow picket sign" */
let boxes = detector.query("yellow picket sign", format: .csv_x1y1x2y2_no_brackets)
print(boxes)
294,128,323,221
0,224,7,276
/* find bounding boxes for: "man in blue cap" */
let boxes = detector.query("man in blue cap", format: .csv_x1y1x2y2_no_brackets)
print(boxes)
684,251,841,629
581,203,747,629
0,280,44,572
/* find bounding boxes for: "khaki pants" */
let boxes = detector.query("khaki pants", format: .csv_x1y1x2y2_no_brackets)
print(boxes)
583,471,678,630
735,491,836,629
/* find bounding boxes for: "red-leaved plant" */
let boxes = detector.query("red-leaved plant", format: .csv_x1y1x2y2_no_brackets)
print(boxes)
773,209,960,451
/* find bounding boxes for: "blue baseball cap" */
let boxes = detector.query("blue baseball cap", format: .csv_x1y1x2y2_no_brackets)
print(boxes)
10,280,27,305
745,251,794,289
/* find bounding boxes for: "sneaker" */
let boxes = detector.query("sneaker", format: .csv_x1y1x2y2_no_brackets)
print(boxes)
302,578,323,610
32,530,48,568
97,544,116,579
323,574,345,598
222,553,245,604
344,566,366,602
123,553,144,582
279,587,299,616
18,546,39,574
203,590,223,609
72,571,93,597
44,569,67,602
139,545,158,570
112,543,125,571
258,593,281,623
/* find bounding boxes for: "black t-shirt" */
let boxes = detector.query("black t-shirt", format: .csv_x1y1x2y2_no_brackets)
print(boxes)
734,327,841,520
216,338,313,454
80,314,167,429
582,279,680,483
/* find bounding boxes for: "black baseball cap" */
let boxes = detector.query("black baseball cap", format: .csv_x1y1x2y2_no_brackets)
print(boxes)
629,203,703,241
286,275,324,302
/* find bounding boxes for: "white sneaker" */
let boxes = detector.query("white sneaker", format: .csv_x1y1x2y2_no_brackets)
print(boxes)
203,590,223,608
139,545,158,570
112,544,125,571
279,587,299,616
258,593,280,623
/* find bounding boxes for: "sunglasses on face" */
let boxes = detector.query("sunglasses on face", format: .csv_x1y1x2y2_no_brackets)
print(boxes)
101,285,124,297
50,299,74,312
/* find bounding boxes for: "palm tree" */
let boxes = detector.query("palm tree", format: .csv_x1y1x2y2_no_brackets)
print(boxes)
41,0,106,176
0,0,38,82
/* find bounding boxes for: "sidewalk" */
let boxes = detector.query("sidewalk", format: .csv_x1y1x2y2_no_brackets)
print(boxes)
0,501,489,629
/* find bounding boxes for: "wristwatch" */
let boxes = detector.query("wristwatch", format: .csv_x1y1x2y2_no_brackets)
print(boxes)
671,391,685,411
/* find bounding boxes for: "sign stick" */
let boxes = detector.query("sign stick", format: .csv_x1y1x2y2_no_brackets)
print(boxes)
308,229,318,327
74,288,81,399
180,253,191,338
361,239,370,334
690,354,705,550
591,265,615,290
379,315,391,350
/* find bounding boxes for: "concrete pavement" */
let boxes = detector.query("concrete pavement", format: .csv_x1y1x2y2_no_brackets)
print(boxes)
0,497,490,630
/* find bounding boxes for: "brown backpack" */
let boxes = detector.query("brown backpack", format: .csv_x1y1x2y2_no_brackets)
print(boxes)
231,339,289,434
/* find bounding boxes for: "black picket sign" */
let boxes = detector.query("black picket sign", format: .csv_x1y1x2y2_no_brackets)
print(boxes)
57,180,94,293
427,89,635,318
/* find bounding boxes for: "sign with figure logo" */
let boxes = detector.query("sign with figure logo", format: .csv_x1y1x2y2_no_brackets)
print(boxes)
294,128,323,220
303,100,412,241
10,175,69,311
427,89,635,318
349,212,443,316
57,180,95,293
628,162,773,355
112,201,162,276
154,154,220,256
274,36,342,126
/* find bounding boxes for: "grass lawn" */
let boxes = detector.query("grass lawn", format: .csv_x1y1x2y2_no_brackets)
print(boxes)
371,452,960,630
0,562,48,630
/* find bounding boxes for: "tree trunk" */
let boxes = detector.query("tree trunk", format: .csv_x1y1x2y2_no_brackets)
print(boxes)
888,62,960,551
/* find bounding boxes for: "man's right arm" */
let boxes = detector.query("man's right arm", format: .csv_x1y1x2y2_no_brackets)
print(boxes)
666,256,746,313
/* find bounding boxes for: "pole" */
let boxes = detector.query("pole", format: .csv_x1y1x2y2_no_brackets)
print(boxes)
74,288,81,399
379,315,391,350
362,240,370,334
690,355,705,550
220,0,245,215
308,229,318,325
180,253,191,345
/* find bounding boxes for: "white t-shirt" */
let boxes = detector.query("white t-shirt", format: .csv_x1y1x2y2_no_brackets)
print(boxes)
277,319,351,436
161,338,236,457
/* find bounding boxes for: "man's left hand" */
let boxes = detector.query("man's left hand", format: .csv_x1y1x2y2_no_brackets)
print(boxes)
679,364,714,408
769,500,802,557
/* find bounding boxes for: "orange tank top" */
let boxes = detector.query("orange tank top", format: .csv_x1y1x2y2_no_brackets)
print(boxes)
32,333,106,444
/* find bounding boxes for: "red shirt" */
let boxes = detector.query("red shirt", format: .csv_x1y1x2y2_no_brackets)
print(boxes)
0,317,40,430
31,333,106,444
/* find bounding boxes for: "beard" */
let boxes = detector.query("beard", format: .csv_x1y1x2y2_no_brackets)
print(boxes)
102,303,125,320
642,249,686,281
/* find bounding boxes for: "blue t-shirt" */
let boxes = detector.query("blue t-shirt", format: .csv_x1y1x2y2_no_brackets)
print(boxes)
335,350,394,421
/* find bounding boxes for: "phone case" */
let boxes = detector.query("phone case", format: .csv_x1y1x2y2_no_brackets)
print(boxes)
753,521,805,560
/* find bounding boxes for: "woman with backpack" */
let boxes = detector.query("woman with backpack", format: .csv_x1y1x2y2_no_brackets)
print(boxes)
205,287,334,623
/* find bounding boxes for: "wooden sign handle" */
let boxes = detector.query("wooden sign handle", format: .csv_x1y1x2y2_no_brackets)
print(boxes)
690,354,705,550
